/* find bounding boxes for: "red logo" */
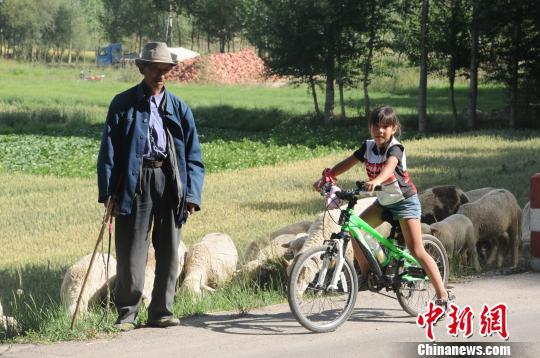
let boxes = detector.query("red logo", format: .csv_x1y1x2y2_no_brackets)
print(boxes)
447,303,474,338
416,301,445,341
417,302,510,341
479,303,509,340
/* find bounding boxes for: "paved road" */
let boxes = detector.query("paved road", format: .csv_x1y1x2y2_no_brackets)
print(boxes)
1,272,539,358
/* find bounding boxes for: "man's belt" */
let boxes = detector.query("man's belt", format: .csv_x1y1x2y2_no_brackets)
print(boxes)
143,159,164,168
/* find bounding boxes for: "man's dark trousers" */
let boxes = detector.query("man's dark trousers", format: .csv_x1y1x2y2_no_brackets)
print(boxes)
114,165,180,324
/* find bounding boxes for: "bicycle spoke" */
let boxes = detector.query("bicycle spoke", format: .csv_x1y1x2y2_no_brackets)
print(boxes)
396,235,449,316
288,246,358,332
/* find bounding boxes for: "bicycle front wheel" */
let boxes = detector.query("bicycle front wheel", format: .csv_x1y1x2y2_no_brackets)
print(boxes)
396,234,449,316
287,245,358,333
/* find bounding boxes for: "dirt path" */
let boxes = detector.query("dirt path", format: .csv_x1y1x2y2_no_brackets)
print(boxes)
1,272,539,358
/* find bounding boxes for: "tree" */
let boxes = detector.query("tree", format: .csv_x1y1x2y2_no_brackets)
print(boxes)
100,0,128,43
0,0,57,60
479,0,539,129
467,0,479,129
418,0,429,133
244,0,365,122
359,0,398,118
188,0,243,53
430,0,470,123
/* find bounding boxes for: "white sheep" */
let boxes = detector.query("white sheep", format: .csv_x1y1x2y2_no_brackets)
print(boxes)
0,299,18,332
296,197,379,257
244,221,313,262
465,187,495,202
288,197,391,282
428,214,480,272
457,189,522,268
60,253,117,315
180,233,238,296
242,233,309,275
142,240,188,305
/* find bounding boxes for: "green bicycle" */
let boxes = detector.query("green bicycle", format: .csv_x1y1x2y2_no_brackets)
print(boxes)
287,181,449,333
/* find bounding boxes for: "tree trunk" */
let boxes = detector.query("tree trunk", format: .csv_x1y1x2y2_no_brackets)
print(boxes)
418,0,430,133
324,30,336,123
363,37,375,119
190,20,195,50
68,38,72,64
449,0,458,124
338,79,346,118
362,1,377,119
324,75,335,123
166,11,173,47
509,9,521,129
219,35,225,53
449,69,458,123
309,76,322,118
176,15,182,47
468,0,479,129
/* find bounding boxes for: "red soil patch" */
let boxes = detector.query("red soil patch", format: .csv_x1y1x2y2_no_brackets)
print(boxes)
167,48,281,85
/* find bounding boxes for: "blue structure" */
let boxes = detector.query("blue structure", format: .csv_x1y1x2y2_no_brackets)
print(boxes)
96,43,123,66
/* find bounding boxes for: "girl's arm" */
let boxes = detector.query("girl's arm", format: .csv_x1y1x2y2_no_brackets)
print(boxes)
365,156,398,192
332,155,360,176
313,155,360,190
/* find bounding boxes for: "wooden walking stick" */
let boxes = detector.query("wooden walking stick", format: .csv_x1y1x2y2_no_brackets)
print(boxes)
70,197,113,330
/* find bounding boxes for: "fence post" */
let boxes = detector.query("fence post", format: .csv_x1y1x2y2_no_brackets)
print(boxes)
530,173,540,271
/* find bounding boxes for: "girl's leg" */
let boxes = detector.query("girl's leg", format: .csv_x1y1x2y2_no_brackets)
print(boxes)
400,218,448,300
352,204,385,278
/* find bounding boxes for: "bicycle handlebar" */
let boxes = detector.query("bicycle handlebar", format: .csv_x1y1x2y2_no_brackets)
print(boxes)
334,181,382,201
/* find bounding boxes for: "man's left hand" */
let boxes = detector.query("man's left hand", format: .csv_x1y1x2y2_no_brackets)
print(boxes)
186,202,198,215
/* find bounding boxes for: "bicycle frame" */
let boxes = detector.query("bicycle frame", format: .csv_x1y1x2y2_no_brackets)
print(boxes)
344,209,419,269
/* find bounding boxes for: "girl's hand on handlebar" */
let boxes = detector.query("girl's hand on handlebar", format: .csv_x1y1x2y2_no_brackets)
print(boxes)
364,179,382,192
313,177,324,191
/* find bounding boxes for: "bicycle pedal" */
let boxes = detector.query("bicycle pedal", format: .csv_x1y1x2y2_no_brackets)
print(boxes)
407,267,426,278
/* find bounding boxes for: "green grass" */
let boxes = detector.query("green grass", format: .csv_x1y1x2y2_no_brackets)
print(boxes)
0,271,284,343
0,60,535,343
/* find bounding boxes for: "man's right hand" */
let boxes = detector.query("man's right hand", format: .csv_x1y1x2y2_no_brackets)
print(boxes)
105,196,119,216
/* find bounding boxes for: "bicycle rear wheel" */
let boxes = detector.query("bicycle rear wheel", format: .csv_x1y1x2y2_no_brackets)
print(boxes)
396,234,449,316
287,245,358,333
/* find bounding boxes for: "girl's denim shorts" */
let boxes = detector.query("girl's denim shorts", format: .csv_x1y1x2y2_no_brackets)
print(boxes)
376,194,422,220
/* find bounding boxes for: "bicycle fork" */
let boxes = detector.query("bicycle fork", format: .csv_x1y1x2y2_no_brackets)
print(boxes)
317,234,349,292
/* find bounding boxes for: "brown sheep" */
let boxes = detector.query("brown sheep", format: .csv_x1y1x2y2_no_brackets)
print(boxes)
419,185,469,224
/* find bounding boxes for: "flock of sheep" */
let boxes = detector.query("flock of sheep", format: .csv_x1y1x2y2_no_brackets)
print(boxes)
2,185,527,322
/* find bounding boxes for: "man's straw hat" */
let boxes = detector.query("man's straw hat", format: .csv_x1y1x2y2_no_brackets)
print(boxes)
135,42,178,66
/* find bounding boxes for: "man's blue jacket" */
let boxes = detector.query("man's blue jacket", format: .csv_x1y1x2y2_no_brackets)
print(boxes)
97,82,205,224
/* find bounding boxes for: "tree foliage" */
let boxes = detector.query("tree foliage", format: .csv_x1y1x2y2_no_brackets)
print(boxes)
0,0,538,128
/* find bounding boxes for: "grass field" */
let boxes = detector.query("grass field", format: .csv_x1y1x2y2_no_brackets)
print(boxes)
0,60,537,342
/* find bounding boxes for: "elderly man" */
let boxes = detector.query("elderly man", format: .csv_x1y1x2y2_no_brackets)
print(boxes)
97,42,204,331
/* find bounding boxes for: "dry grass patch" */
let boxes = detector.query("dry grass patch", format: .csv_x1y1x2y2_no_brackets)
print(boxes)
1,132,537,269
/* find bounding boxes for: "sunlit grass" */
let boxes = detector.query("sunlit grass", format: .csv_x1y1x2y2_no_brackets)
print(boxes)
0,60,531,343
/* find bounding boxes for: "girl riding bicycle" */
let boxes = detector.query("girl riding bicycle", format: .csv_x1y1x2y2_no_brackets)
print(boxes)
314,106,453,308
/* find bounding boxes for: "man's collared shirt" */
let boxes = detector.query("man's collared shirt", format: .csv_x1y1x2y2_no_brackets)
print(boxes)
144,90,167,159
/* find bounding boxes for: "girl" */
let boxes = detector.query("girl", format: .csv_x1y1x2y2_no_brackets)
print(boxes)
314,106,453,307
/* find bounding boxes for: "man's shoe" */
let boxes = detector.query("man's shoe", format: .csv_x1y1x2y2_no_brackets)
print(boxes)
113,322,136,332
147,317,180,328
